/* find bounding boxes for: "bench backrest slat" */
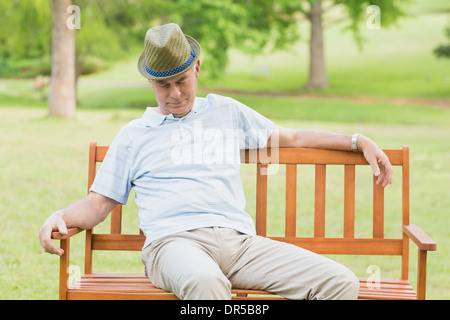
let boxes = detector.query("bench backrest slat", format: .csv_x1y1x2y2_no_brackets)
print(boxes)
314,164,326,238
344,164,356,238
256,163,268,237
110,205,122,234
285,164,297,237
373,176,385,238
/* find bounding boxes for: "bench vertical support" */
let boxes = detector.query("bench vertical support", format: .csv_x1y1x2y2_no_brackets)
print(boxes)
344,165,355,238
84,230,93,274
84,142,97,274
417,249,428,300
285,164,297,237
314,165,326,237
401,146,410,280
58,239,70,300
111,205,123,234
256,163,268,237
373,176,384,238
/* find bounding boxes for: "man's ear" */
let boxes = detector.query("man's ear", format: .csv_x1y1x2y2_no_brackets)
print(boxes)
194,59,201,78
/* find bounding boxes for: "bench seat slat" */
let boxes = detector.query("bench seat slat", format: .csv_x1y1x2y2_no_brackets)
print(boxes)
67,291,179,300
67,274,417,300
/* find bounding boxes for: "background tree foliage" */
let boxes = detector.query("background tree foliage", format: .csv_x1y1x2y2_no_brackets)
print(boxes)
433,24,450,58
0,0,51,59
0,0,52,76
0,0,408,79
162,0,302,78
0,0,408,116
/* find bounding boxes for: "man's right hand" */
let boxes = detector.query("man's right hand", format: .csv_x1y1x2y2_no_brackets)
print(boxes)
39,211,68,256
38,193,117,256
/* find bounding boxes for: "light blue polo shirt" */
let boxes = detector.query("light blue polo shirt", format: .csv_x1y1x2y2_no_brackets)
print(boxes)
90,94,275,249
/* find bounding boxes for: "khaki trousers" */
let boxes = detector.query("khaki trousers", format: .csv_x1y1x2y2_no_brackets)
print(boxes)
141,227,359,300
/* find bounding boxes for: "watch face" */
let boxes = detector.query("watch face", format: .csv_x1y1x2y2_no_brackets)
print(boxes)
351,134,360,150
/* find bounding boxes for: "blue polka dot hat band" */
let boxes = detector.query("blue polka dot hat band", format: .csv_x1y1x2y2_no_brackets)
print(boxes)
145,48,195,78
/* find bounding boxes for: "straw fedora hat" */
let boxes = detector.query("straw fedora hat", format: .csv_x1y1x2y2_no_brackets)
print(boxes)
137,23,201,80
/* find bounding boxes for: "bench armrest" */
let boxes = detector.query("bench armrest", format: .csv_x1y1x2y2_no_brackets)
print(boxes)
403,225,437,251
51,227,84,240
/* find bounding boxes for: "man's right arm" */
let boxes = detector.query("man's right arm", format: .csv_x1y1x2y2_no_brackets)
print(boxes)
39,192,117,256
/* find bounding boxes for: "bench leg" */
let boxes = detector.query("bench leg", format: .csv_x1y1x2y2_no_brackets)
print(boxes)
59,239,70,300
417,249,428,300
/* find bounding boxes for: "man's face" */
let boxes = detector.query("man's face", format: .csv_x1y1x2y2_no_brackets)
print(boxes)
149,60,200,118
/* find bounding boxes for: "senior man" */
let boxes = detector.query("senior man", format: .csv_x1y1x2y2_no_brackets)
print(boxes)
40,23,393,300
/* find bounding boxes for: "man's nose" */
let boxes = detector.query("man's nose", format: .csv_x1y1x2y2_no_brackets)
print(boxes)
170,85,182,99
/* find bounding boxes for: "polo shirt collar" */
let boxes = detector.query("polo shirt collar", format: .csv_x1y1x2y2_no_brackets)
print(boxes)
141,107,166,127
141,99,200,127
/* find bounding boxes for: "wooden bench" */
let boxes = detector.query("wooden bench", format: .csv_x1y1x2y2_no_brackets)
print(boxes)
52,142,436,300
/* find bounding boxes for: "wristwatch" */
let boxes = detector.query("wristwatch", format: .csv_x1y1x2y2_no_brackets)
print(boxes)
351,133,361,151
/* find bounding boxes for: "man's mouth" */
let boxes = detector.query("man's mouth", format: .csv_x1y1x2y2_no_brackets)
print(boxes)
168,100,186,107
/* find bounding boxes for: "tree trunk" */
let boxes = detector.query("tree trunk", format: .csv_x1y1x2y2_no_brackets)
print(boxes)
49,0,76,118
305,0,329,90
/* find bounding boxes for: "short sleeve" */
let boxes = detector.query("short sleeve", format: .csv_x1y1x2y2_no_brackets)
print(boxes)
232,98,275,149
89,132,133,205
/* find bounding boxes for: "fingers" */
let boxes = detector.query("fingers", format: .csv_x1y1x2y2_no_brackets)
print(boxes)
380,158,394,187
39,215,67,256
368,158,381,178
56,218,68,235
39,225,63,256
45,241,64,256
374,156,393,188
363,144,393,188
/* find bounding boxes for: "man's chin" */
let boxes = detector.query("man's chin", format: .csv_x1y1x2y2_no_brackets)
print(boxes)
167,104,192,118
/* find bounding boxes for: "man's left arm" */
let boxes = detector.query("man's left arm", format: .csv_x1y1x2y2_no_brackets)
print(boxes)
268,125,393,187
